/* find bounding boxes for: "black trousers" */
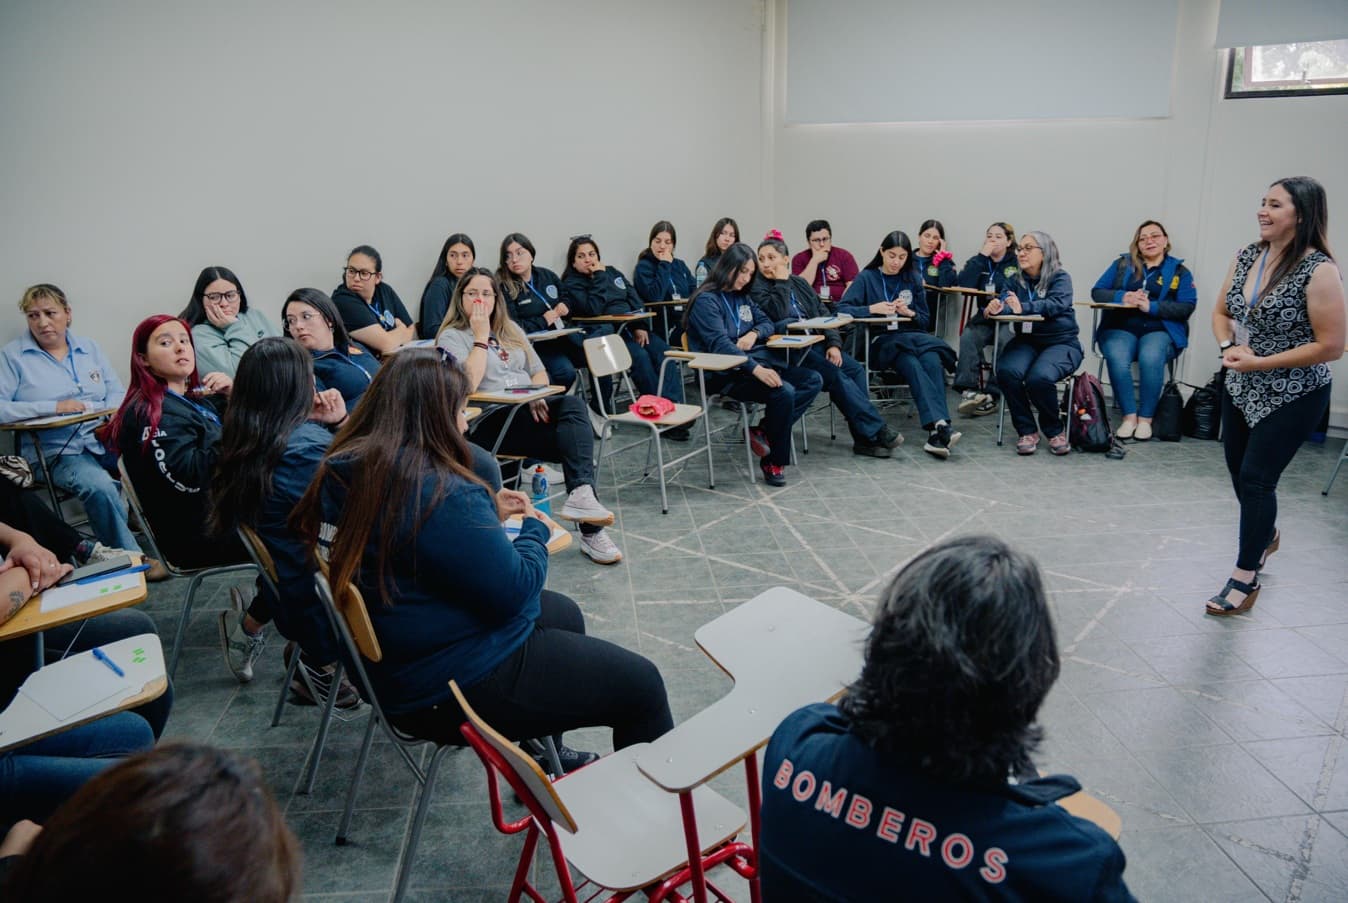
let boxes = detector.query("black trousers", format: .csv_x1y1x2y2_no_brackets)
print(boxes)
1221,384,1331,571
470,395,597,492
390,591,673,751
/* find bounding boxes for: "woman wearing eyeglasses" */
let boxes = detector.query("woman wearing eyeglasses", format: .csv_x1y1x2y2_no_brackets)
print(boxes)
178,267,279,379
497,233,585,392
331,245,416,355
437,268,624,566
1090,221,1197,440
418,233,476,340
281,289,380,407
990,232,1083,456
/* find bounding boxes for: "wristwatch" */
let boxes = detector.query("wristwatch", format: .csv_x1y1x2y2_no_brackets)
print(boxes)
1218,339,1234,355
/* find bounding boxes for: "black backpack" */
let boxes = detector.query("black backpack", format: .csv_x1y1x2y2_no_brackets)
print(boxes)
1182,370,1225,440
1062,372,1114,453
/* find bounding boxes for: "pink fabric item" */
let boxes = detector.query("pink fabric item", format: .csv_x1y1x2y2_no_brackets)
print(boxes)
630,395,675,420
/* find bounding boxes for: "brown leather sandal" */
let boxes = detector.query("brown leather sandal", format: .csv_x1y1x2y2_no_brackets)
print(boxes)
1206,576,1261,616
1260,529,1280,568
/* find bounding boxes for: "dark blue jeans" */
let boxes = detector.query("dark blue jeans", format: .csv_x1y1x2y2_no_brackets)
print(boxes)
624,333,683,404
714,365,823,467
1222,384,1331,571
1098,329,1174,418
798,348,886,443
996,335,1083,439
887,347,952,429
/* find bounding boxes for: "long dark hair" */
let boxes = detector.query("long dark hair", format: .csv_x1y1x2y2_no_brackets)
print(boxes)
497,232,536,300
1260,176,1335,300
683,242,757,331
210,338,315,536
180,266,250,325
863,230,919,282
282,288,352,352
292,348,483,607
839,535,1059,784
100,314,202,455
5,743,300,902
563,235,602,278
637,220,677,262
703,217,740,259
426,233,474,286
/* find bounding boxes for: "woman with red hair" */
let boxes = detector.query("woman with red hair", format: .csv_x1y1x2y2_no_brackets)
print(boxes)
101,316,267,681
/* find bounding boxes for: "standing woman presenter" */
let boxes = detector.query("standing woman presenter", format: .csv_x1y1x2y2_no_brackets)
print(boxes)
1207,177,1344,616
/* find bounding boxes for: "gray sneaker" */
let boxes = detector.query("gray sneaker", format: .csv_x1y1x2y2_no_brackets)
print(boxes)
219,586,266,683
558,484,615,525
958,391,993,415
579,528,623,565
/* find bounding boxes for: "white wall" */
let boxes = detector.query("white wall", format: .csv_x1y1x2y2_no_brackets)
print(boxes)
0,0,767,370
768,0,1348,429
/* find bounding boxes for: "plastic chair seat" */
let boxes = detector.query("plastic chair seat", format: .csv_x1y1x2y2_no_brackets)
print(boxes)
606,403,704,430
550,744,745,892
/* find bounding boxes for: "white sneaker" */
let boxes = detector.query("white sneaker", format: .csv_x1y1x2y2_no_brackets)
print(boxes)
957,391,992,415
83,542,134,564
579,528,623,565
558,484,615,525
218,584,265,683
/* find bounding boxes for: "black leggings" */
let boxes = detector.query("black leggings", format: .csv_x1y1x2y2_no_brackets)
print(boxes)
390,591,672,751
1221,384,1331,571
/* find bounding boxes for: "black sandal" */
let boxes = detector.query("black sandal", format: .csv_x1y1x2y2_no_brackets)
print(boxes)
1206,576,1261,616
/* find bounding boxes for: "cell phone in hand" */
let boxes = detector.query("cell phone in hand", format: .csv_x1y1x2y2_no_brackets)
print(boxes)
56,554,135,586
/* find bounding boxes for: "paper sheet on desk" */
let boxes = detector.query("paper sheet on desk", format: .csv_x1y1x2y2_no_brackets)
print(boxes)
39,574,141,613
20,655,129,721
503,519,568,546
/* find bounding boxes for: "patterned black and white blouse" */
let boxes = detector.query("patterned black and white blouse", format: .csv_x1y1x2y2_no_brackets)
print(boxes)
1224,243,1333,427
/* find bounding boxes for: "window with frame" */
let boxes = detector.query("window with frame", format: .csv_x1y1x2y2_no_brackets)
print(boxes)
1226,40,1348,98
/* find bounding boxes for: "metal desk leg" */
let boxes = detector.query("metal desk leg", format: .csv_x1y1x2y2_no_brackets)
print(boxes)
744,751,764,903
678,789,709,903
30,434,62,515
993,322,1007,446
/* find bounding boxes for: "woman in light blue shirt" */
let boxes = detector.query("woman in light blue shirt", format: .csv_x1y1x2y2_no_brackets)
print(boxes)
0,285,159,575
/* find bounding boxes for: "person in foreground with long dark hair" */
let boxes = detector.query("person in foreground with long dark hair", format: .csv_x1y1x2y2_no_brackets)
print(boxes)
683,243,823,486
1207,176,1344,616
210,337,358,708
759,535,1136,901
292,349,673,768
1,743,300,900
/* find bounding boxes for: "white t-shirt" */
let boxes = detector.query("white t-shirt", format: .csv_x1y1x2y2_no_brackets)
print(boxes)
438,327,545,393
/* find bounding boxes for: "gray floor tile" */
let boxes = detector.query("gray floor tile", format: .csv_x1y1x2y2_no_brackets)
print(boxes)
1207,814,1348,902
1131,744,1312,823
1118,826,1266,901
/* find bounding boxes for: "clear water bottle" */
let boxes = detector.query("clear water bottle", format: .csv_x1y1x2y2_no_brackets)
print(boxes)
530,465,552,517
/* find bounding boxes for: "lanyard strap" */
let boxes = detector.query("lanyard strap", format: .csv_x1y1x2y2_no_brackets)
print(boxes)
719,293,741,334
1251,248,1270,304
788,287,803,319
526,278,553,309
168,390,220,425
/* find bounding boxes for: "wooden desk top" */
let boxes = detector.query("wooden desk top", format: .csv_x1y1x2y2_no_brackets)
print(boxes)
853,316,914,325
636,588,868,792
928,284,997,298
0,558,149,643
503,513,572,555
664,351,748,371
468,385,566,405
464,406,482,422
767,334,824,349
571,312,656,323
0,633,167,752
990,314,1045,322
786,315,853,330
526,327,584,341
1074,302,1129,310
643,299,688,308
1,407,117,431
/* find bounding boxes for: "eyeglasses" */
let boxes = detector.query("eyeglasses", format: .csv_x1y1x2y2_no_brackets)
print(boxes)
809,236,830,244
464,288,496,301
204,290,240,303
569,233,592,242
283,311,323,328
345,266,377,280
1017,244,1041,253
1138,232,1166,242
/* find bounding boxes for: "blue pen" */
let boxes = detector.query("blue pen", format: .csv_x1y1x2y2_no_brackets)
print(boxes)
72,563,151,586
92,647,125,677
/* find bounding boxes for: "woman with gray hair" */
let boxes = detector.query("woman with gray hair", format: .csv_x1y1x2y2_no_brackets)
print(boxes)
989,231,1083,455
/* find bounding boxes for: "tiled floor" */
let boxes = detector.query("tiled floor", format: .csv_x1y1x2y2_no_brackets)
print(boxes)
149,396,1348,902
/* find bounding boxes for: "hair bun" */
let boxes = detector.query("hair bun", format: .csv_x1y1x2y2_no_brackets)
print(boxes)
765,229,783,240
